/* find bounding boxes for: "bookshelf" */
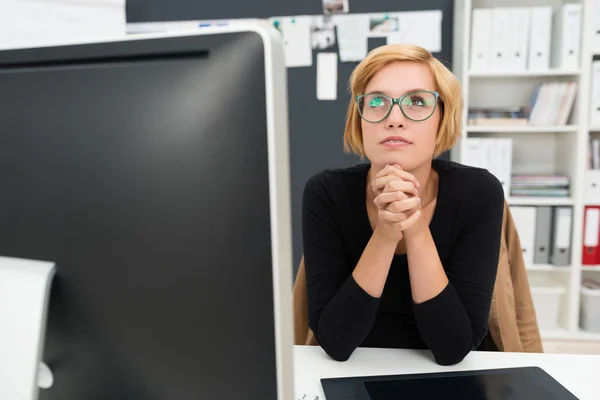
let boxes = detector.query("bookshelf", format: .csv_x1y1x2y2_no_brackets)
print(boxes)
469,69,580,78
452,0,600,346
467,125,578,133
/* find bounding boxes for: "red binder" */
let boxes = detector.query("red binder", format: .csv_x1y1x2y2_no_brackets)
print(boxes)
582,206,600,265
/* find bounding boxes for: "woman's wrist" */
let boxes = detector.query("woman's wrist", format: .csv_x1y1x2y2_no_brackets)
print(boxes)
372,224,402,248
403,218,429,245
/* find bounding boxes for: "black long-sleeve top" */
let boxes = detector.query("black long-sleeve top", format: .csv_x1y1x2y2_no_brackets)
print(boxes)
301,159,504,366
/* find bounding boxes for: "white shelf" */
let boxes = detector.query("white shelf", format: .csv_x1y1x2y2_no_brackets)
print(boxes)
542,328,600,341
541,328,573,340
467,125,578,133
582,266,600,271
589,126,600,132
469,69,580,78
508,197,574,206
575,330,600,341
527,264,571,272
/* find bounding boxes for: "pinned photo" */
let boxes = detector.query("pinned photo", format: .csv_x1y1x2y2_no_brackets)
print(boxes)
311,16,336,50
322,0,349,15
368,15,399,37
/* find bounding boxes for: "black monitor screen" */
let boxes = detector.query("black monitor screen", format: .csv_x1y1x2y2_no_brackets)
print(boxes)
0,32,279,400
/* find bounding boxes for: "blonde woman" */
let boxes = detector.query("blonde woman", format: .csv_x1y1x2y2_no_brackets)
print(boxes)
302,44,504,366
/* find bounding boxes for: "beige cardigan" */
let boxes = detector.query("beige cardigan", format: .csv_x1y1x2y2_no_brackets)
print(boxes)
293,200,543,353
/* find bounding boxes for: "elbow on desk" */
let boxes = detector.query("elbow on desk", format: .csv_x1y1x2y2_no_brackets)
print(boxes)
433,350,468,366
315,334,354,362
431,340,473,366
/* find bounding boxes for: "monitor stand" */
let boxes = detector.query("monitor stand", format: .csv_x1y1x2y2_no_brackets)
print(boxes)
0,256,56,399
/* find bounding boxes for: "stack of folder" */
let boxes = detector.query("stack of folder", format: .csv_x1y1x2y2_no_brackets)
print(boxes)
510,175,570,198
528,81,577,126
470,4,582,72
510,206,572,267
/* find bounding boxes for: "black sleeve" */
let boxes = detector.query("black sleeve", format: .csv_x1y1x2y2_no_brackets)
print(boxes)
412,171,504,366
302,173,380,361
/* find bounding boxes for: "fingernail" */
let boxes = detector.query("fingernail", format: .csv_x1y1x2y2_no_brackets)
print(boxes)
417,197,421,203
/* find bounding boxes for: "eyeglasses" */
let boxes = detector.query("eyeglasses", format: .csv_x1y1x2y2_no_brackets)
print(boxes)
356,90,440,123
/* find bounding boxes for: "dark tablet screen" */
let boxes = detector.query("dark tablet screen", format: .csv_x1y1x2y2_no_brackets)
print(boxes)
321,367,578,400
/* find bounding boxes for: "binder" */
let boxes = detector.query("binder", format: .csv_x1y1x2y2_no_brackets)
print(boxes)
509,8,530,72
583,206,600,265
510,206,537,267
528,7,552,71
590,61,600,126
534,206,552,265
463,138,483,169
594,0,600,53
464,138,512,198
551,3,582,69
584,170,600,204
470,9,492,72
551,207,572,266
489,8,511,71
489,138,512,197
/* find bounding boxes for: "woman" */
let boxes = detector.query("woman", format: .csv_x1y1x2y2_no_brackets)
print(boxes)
301,44,504,366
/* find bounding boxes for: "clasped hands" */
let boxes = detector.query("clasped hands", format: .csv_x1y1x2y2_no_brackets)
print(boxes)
371,164,422,242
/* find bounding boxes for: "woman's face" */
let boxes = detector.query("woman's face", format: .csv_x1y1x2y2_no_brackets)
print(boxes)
360,61,440,172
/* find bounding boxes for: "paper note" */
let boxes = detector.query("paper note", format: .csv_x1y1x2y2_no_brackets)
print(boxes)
322,0,349,15
311,15,336,50
388,10,443,53
279,16,312,68
335,15,369,62
317,53,338,100
367,14,399,38
0,0,126,50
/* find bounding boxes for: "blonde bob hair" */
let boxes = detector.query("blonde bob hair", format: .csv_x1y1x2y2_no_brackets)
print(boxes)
343,44,462,159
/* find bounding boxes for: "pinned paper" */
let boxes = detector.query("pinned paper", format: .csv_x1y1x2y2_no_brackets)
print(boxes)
335,15,369,62
368,14,399,37
322,0,349,15
275,16,312,68
0,0,126,50
317,53,338,100
388,10,443,53
311,15,336,50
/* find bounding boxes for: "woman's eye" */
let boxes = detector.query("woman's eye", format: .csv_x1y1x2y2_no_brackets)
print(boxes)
410,96,425,106
368,97,386,107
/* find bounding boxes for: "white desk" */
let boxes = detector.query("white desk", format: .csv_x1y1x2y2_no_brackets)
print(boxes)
293,345,600,399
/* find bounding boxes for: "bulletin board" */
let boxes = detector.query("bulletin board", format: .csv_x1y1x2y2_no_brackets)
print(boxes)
126,0,455,274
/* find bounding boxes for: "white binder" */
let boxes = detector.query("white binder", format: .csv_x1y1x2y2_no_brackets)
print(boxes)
585,170,600,205
508,8,530,71
528,7,552,71
594,0,600,53
551,3,582,69
591,61,600,127
464,138,512,198
489,8,512,71
510,206,537,267
470,8,492,72
489,138,513,198
551,207,572,266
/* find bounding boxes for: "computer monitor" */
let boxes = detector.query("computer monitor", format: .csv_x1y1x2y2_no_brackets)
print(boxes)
0,23,294,399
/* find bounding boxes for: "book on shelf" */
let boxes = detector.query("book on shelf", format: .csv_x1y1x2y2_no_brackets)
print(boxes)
510,174,570,197
528,81,577,126
468,106,529,126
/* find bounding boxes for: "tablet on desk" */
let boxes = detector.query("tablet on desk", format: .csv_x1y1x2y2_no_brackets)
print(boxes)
321,366,579,400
